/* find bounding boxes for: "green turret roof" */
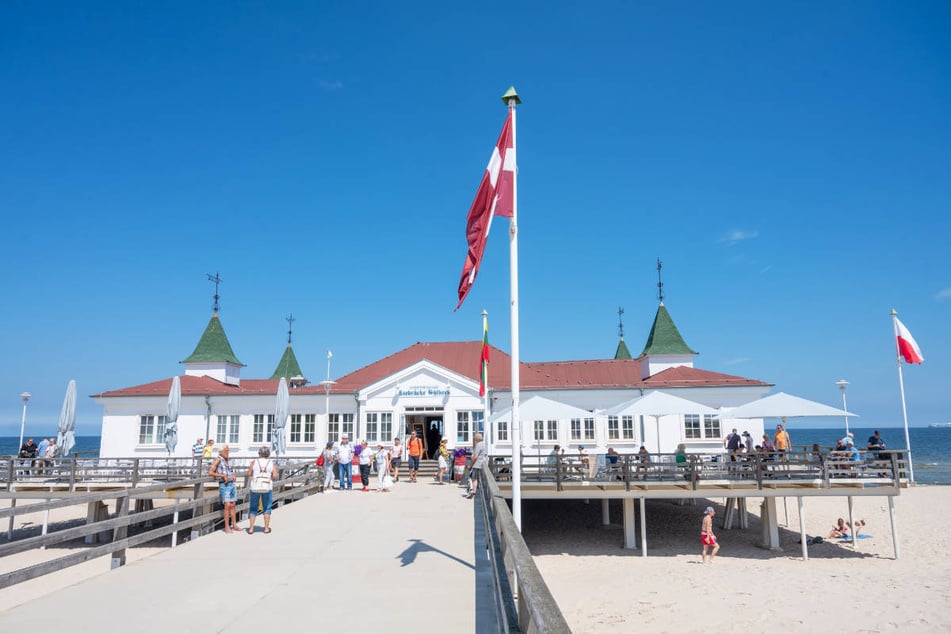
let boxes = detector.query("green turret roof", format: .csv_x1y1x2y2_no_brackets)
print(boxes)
614,338,632,360
271,344,304,380
182,314,244,366
638,304,697,357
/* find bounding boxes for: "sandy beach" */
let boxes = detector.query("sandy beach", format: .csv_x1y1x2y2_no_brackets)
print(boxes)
526,486,951,633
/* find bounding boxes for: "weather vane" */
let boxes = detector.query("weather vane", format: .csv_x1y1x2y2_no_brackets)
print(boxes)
617,306,625,339
286,314,295,345
656,258,664,304
206,272,222,313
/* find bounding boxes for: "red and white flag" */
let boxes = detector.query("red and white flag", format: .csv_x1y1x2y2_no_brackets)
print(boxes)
455,111,516,310
894,316,924,364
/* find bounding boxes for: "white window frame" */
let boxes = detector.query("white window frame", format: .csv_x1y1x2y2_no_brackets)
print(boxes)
252,414,274,444
216,415,239,444
366,412,379,444
497,420,509,442
703,414,721,439
137,415,167,445
684,414,701,439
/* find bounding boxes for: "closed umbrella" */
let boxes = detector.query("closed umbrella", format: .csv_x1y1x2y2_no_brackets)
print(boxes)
57,379,77,456
164,376,181,455
272,377,289,456
605,391,717,454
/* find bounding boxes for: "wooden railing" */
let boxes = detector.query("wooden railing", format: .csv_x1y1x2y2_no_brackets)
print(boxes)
488,449,908,490
0,460,324,589
476,469,571,634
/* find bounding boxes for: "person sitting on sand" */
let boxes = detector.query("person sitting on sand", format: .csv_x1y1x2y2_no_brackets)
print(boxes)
827,517,850,538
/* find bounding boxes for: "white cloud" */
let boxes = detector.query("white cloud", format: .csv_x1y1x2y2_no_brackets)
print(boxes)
319,80,344,90
935,287,951,301
720,229,759,246
723,357,751,366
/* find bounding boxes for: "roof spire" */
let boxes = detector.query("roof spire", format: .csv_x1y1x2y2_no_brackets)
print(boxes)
614,305,632,359
656,258,664,305
286,313,295,345
206,272,222,314
617,306,625,339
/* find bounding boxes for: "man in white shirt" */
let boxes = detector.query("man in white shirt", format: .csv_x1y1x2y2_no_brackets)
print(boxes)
335,435,354,491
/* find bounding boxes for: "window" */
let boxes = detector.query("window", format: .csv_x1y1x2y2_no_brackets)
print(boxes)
380,412,393,442
253,414,274,444
366,413,379,443
138,415,167,445
304,414,316,443
457,412,471,443
583,417,595,440
328,413,354,443
290,414,302,443
216,415,239,444
545,420,557,441
533,420,544,441
570,418,581,440
684,414,719,439
622,415,634,440
608,416,619,440
473,411,484,435
497,420,509,441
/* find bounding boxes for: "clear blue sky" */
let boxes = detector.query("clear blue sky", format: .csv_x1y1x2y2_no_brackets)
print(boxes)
1,2,948,435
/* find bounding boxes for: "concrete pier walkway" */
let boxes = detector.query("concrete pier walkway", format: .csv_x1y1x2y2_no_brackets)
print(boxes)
0,480,488,632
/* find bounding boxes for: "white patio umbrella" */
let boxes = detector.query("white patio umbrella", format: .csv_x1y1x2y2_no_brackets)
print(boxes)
57,379,77,456
605,391,717,454
725,392,857,422
164,376,181,455
272,378,289,456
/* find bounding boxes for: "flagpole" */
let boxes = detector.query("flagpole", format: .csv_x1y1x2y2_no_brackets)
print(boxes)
482,310,491,451
502,86,523,530
891,310,915,483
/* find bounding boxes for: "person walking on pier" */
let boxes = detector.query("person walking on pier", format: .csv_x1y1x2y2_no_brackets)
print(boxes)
192,438,204,459
36,437,50,474
701,506,719,563
390,437,403,483
209,444,238,533
407,430,423,483
358,439,373,492
435,438,450,484
774,424,791,470
203,439,215,460
336,435,354,491
465,433,486,499
247,446,278,534
321,441,336,492
376,442,392,491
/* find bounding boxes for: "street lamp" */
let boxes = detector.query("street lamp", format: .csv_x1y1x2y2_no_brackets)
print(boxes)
18,392,31,452
835,380,850,436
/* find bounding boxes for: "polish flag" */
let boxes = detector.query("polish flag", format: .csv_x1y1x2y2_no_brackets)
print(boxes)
455,111,516,310
894,317,924,364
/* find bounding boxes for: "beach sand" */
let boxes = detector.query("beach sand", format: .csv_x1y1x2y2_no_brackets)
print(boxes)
526,486,951,633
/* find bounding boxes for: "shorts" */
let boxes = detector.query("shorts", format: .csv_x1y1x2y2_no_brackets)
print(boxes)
408,455,420,470
218,481,237,503
391,457,402,469
438,455,448,470
249,490,273,516
701,532,717,546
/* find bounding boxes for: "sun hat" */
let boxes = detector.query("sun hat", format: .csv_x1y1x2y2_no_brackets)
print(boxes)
705,506,715,514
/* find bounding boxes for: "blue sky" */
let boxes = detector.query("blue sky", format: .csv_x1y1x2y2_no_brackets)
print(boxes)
1,2,948,435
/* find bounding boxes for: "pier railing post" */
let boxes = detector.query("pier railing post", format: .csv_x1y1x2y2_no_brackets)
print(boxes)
68,458,78,493
111,494,129,569
6,459,14,491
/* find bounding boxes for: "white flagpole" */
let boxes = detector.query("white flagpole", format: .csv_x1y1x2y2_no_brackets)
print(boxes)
891,310,915,483
505,87,523,530
482,310,491,451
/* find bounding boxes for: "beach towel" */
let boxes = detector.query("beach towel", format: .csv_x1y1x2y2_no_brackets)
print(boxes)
841,534,872,540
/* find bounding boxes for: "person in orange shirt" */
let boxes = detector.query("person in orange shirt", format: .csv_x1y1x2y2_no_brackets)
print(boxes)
774,423,792,470
407,430,424,483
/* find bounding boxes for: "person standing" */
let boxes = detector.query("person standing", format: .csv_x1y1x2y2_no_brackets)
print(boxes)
336,435,354,491
407,430,423,483
203,439,215,460
701,506,720,563
435,439,450,484
192,438,205,459
36,437,50,474
724,428,742,461
774,424,791,471
358,439,373,492
208,444,237,533
246,446,278,535
390,437,403,483
375,442,392,491
465,433,487,499
18,438,37,473
321,441,337,492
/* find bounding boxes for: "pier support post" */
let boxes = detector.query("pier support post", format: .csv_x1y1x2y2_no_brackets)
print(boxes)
622,498,636,549
639,497,647,557
760,498,780,550
888,496,900,559
723,498,736,529
847,496,857,548
797,497,808,561
601,499,610,526
739,497,749,529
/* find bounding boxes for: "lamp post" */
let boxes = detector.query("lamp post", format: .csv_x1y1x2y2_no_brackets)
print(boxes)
18,392,31,451
836,380,850,436
320,349,335,448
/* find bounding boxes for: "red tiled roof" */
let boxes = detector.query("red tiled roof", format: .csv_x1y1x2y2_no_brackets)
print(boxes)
94,341,770,397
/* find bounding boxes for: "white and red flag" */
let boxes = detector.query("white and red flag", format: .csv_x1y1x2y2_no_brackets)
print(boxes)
455,111,516,310
894,316,924,364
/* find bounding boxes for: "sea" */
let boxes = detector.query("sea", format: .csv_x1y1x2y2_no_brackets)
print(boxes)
2,427,950,484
